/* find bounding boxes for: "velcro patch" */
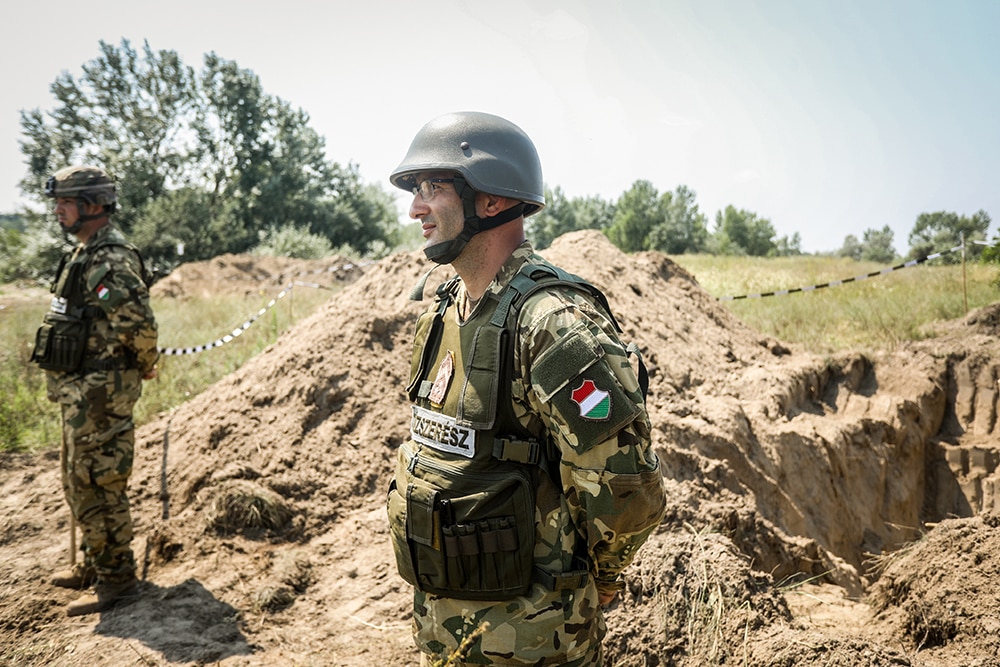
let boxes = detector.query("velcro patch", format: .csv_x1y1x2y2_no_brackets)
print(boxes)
531,321,640,451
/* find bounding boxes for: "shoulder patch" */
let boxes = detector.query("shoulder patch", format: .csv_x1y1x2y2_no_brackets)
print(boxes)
530,320,641,451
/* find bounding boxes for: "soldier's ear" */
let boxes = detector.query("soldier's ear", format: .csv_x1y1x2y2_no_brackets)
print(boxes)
476,193,517,218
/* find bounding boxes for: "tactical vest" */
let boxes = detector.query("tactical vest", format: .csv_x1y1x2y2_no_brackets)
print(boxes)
30,236,148,373
387,260,647,601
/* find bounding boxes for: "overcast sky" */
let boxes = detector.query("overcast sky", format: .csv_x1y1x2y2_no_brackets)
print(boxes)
3,0,998,253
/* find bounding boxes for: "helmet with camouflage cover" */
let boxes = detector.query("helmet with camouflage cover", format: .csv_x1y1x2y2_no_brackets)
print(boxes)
45,165,118,211
390,112,545,264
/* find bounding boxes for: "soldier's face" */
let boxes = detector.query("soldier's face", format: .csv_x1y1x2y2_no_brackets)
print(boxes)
54,197,81,230
408,171,464,249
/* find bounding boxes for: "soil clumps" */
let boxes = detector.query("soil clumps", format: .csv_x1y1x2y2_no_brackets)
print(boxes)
2,231,998,666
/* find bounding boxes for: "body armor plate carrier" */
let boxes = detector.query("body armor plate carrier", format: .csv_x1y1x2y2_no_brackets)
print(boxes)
387,260,647,601
31,238,148,373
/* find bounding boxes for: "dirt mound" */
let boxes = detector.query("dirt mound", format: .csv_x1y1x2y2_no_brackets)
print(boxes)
866,514,1000,663
2,230,999,666
150,253,366,299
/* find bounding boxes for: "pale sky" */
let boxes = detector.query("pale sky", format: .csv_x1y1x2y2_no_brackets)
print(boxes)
3,0,998,253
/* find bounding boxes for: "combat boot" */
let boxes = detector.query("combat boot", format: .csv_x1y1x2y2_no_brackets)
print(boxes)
50,563,96,590
65,577,139,617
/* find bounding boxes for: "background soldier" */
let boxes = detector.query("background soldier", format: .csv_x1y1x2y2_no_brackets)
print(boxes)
31,165,159,617
386,112,666,666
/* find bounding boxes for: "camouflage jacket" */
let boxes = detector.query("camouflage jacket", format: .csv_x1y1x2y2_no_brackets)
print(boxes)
44,224,158,393
401,242,665,665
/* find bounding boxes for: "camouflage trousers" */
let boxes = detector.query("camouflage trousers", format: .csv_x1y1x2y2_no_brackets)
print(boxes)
54,369,141,584
418,642,603,666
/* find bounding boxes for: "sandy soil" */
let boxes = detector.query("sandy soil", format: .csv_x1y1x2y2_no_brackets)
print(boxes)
2,230,998,666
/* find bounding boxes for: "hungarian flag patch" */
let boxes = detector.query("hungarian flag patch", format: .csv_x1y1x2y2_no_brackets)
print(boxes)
571,379,611,421
96,284,110,300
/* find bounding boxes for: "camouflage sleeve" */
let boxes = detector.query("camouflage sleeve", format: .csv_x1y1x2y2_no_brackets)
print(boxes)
516,287,665,591
85,246,159,375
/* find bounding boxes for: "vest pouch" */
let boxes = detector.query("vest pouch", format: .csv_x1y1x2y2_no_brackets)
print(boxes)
393,448,536,601
31,312,88,372
386,479,418,587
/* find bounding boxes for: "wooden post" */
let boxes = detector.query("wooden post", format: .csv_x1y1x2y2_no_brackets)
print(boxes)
961,233,969,315
61,406,76,566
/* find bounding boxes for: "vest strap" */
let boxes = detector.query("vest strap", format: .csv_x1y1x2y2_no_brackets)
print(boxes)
493,437,542,465
533,566,589,591
81,355,135,371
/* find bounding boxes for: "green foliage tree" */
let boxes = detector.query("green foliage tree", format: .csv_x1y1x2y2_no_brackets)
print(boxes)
253,223,334,259
908,210,990,264
838,226,897,263
646,185,709,254
860,225,897,263
605,180,662,252
838,234,863,260
17,38,399,274
773,232,803,257
527,186,615,250
712,205,777,256
980,229,1000,265
0,214,25,232
0,212,68,282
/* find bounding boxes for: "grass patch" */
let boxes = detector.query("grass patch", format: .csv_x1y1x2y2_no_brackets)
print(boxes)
672,255,1000,353
1,281,334,453
207,479,295,537
137,283,334,426
3,254,997,452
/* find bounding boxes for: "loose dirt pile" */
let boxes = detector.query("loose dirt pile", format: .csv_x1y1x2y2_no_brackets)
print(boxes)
1,231,998,666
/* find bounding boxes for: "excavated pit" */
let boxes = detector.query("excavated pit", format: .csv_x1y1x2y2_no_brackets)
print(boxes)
2,230,999,666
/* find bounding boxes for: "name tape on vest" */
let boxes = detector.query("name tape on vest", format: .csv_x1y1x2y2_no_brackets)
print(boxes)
410,405,476,458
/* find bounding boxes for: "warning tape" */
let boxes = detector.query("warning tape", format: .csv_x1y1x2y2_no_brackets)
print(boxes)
717,245,963,301
158,260,373,356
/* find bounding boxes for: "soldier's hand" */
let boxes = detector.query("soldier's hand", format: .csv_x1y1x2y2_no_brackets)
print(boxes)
143,366,158,381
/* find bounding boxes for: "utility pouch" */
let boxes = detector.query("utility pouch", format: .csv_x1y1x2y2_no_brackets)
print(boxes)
387,443,536,601
31,311,88,372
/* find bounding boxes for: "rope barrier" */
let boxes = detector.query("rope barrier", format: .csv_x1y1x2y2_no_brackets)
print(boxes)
157,259,372,356
717,245,964,301
151,239,996,350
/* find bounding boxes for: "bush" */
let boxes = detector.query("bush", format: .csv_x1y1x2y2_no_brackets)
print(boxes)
252,224,334,259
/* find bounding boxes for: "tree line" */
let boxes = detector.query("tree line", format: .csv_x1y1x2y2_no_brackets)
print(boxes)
0,39,995,283
6,39,399,281
528,183,993,266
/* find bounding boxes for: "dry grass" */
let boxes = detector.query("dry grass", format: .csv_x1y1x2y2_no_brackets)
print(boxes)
207,480,294,536
430,622,492,667
673,254,999,354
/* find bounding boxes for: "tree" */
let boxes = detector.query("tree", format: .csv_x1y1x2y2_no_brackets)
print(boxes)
605,180,662,252
646,185,709,254
527,186,615,250
908,210,991,264
18,39,399,272
980,230,1000,265
838,234,863,260
773,232,803,257
712,205,776,256
860,226,896,263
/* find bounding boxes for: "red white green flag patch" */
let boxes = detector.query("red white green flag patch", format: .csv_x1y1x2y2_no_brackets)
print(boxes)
571,379,611,421
96,284,110,300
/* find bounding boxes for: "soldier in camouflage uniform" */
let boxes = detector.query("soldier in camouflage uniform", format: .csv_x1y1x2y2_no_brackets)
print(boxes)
386,112,665,666
31,166,159,617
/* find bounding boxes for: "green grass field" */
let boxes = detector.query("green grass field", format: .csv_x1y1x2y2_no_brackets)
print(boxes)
671,254,999,353
0,282,335,452
2,254,997,452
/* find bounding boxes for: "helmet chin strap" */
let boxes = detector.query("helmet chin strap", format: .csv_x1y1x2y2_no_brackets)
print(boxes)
62,198,105,235
423,176,527,265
